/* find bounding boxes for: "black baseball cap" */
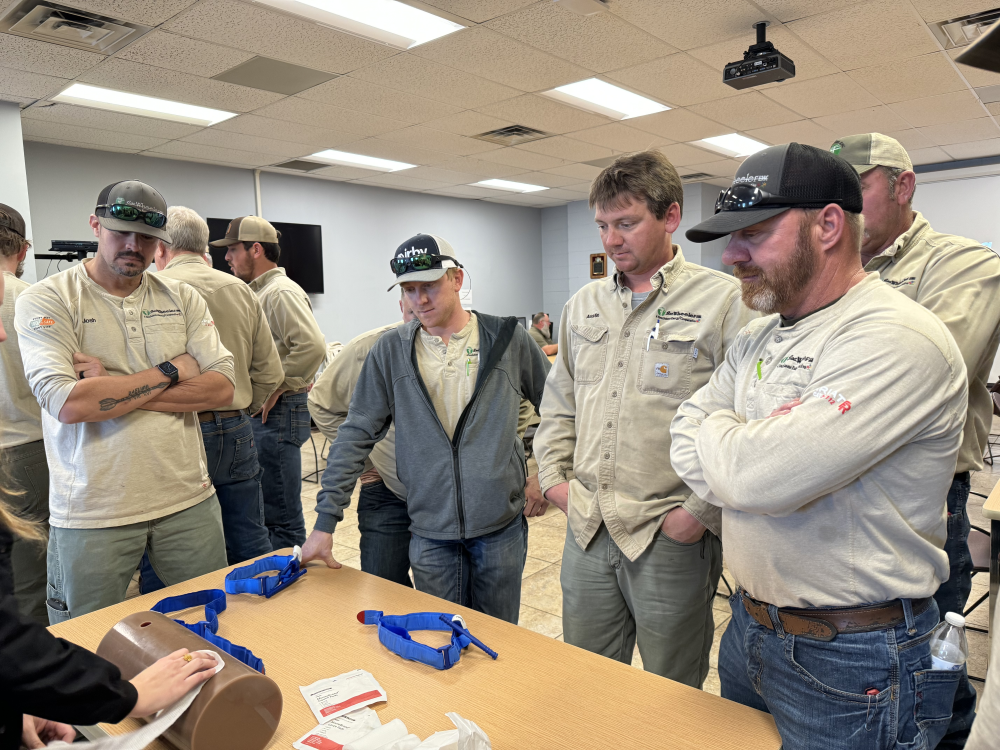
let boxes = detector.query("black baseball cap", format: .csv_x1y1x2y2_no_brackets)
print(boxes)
387,233,462,292
94,180,171,243
0,203,26,239
686,143,863,243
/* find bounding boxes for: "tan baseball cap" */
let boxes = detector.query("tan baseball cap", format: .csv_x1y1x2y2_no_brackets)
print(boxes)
209,215,279,247
829,133,912,175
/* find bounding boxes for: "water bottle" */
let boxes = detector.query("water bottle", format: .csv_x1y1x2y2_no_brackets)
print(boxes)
929,612,969,671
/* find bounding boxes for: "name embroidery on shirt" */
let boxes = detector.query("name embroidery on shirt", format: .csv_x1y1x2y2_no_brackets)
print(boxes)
586,313,600,319
882,277,916,288
82,318,96,324
813,386,852,414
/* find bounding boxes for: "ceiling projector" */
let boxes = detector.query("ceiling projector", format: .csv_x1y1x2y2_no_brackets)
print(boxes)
723,22,795,90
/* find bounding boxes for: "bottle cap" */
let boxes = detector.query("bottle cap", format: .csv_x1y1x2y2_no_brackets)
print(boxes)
945,612,966,628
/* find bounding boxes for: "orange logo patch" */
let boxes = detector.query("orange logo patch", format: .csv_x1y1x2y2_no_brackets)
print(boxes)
29,316,55,330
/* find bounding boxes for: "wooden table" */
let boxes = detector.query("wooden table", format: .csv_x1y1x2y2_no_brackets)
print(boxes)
50,560,781,749
983,482,1000,651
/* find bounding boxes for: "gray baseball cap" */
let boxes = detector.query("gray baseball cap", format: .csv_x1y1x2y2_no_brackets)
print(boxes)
95,180,171,243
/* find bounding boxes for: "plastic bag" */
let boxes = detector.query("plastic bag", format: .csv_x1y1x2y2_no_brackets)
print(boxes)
415,713,490,750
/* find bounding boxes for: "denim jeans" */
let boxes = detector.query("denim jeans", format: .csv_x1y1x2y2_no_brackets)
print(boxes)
1,439,49,624
409,513,527,624
720,591,960,750
252,391,310,549
357,480,412,588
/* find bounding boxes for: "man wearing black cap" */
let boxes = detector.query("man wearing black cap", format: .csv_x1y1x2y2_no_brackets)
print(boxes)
15,180,236,622
670,144,968,749
301,234,550,623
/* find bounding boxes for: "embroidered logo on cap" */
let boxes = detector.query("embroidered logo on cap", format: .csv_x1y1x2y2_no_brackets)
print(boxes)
830,142,843,155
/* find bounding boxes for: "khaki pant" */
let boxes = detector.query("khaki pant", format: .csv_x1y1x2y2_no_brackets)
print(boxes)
560,522,722,688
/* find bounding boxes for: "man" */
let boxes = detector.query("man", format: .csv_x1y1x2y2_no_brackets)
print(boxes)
214,216,326,549
0,205,49,624
529,312,557,355
155,206,284,565
301,234,550,623
533,150,755,686
671,143,967,750
15,180,235,622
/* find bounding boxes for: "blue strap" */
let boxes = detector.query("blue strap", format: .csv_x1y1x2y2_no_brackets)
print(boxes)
360,610,476,670
224,549,306,598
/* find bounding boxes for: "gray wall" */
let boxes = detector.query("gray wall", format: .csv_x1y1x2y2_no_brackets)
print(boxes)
23,142,544,342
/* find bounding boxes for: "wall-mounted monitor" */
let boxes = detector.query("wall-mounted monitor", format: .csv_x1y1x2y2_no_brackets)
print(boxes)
207,218,324,294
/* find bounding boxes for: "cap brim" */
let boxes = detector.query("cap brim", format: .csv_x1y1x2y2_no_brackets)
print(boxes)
685,206,793,243
849,163,879,175
97,215,170,243
386,267,448,292
208,237,240,247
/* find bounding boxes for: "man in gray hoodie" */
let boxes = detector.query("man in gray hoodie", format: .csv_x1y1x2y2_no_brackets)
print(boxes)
301,234,550,623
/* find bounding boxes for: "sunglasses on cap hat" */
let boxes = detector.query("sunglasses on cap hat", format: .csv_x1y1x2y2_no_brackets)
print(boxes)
714,184,846,215
96,203,167,229
389,253,460,276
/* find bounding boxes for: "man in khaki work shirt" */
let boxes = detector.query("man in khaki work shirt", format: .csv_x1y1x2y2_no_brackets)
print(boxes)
214,216,326,550
832,132,1000,749
15,180,235,623
533,150,756,687
154,206,284,568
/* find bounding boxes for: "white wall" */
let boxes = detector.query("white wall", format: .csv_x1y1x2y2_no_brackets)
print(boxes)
540,205,568,334
23,142,544,342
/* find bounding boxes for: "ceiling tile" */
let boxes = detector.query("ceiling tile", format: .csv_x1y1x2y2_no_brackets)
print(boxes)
610,0,765,51
164,0,397,75
787,0,938,71
250,97,407,136
22,102,202,138
399,166,481,185
942,138,1000,160
657,142,722,167
688,92,802,130
476,146,569,171
848,52,967,104
751,0,865,22
907,146,952,165
568,122,668,151
297,76,461,124
145,140,275,167
20,118,168,150
812,106,912,136
745,119,840,149
352,173,453,191
483,192,566,207
79,58,282,112
988,102,1000,118
115,31,254,78
889,90,987,128
426,185,502,199
333,137,452,166
418,0,536,23
410,26,591,91
376,125,499,156
882,128,935,151
180,129,312,157
349,54,520,109
485,1,676,73
627,107,732,141
53,0,197,25
420,110,513,136
541,187,592,201
917,118,1000,146
475,94,610,134
514,136,614,162
504,171,581,188
543,162,604,180
685,158,741,177
0,65,67,99
909,0,999,23
211,114,359,149
306,164,379,180
0,33,103,78
761,74,880,119
432,155,526,178
23,135,138,153
951,48,1000,88
606,53,739,107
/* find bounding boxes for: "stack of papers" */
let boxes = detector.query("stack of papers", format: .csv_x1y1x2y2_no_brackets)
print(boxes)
300,670,387,724
293,708,382,750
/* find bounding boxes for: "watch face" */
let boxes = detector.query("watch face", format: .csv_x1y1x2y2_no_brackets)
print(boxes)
159,362,179,379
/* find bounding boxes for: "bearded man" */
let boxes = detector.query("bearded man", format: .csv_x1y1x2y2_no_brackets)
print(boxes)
670,143,969,750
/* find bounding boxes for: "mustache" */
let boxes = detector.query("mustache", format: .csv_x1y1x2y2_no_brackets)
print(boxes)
115,252,145,261
733,263,765,279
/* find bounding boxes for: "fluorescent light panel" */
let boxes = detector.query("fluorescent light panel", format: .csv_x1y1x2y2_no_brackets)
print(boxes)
253,0,463,48
51,83,237,126
696,133,768,158
542,78,669,120
307,149,415,172
473,179,548,193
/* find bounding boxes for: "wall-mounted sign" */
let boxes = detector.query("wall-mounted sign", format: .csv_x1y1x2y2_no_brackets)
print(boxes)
590,253,607,279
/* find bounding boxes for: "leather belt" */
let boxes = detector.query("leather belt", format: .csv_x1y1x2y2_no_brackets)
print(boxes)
741,590,934,641
198,409,245,422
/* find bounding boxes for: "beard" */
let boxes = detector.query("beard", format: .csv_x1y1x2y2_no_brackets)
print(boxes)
110,252,147,278
734,217,817,314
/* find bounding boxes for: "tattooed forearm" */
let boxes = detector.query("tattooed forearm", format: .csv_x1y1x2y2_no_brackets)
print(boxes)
98,381,169,412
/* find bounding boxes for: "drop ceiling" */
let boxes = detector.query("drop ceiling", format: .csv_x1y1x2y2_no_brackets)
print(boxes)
4,0,1000,207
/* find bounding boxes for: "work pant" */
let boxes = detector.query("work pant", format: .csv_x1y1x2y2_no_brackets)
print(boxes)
252,392,310,550
409,513,527,624
561,522,722,687
720,591,958,750
358,480,412,588
2,439,49,624
46,495,228,623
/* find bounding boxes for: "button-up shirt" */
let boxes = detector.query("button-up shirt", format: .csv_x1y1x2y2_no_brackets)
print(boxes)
249,267,326,392
535,246,756,561
414,313,479,440
0,273,42,449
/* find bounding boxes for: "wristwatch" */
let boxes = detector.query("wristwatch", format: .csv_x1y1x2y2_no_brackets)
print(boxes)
157,361,179,386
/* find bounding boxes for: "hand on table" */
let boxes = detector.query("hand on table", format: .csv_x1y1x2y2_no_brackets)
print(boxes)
128,649,218,717
660,507,707,544
543,482,569,515
301,529,342,569
21,715,76,748
523,474,548,517
768,399,801,418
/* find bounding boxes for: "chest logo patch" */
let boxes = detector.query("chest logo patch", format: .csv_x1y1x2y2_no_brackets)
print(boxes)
778,354,813,371
654,363,670,378
882,277,916,288
29,316,55,330
657,308,702,323
142,308,182,319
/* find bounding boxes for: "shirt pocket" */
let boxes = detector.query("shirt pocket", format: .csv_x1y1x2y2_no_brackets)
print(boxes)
570,322,609,386
142,319,188,365
637,333,695,398
752,383,804,421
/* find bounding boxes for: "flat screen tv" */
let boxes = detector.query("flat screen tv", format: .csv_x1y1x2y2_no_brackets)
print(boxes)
206,218,324,294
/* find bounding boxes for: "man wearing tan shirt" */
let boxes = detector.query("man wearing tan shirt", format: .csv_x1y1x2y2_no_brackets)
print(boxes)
534,151,755,686
214,216,326,549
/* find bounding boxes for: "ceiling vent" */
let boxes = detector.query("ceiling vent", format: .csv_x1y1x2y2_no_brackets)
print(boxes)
473,125,551,147
272,160,328,172
0,0,150,54
929,8,1000,50
213,57,336,95
680,172,713,180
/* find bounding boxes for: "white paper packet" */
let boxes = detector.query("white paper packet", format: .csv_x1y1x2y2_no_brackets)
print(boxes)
300,670,387,723
292,708,382,750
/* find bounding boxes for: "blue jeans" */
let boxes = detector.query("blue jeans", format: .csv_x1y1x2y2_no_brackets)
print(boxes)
409,513,527,624
358,480,412,588
252,392,310,549
720,591,960,750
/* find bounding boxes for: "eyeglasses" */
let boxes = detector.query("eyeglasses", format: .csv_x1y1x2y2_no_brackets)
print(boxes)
389,253,459,276
96,203,167,229
714,184,843,215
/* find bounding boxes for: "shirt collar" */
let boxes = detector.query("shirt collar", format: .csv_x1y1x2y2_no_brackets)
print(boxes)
164,253,206,270
607,245,685,294
249,266,285,291
873,211,929,263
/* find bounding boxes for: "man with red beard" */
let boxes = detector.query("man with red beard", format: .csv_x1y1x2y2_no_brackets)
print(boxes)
670,143,969,750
